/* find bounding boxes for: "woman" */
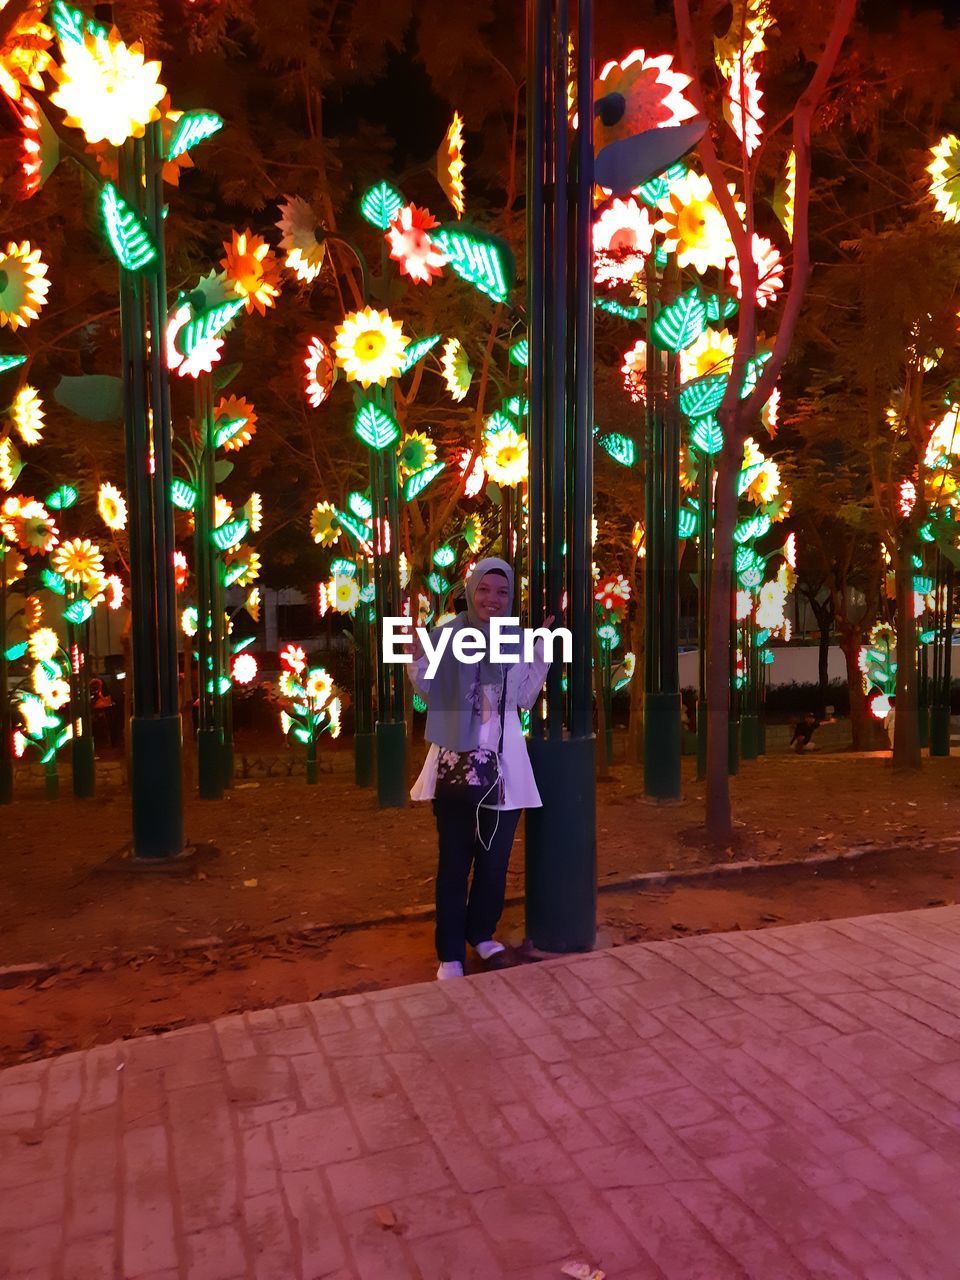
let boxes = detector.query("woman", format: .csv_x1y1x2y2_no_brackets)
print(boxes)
408,557,552,980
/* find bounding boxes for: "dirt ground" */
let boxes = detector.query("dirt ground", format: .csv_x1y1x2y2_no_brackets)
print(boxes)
2,732,958,1066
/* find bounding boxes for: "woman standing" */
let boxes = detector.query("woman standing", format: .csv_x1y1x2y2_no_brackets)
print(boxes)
407,557,552,980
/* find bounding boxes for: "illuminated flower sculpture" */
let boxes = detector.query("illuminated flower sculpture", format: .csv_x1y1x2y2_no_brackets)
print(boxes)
928,134,960,224
387,205,446,284
483,427,528,487
441,338,472,402
334,307,408,389
214,395,256,451
398,431,437,477
304,336,337,408
729,235,783,307
595,574,631,615
0,5,53,101
310,501,340,547
330,574,360,614
437,111,466,218
458,449,486,499
0,437,22,490
276,196,326,283
724,55,763,156
621,339,647,405
680,327,735,383
656,172,735,274
593,199,653,287
594,48,697,141
53,537,103,584
97,481,127,530
165,304,222,379
221,230,281,315
10,385,44,444
0,241,50,330
50,28,165,147
3,497,57,555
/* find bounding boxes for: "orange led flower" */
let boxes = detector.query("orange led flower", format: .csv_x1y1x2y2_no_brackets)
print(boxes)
221,230,281,315
214,395,257,452
437,112,465,218
656,172,736,274
387,205,446,284
304,336,337,408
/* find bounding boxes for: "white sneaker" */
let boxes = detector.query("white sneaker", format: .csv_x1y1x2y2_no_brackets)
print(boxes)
437,961,464,981
474,940,505,961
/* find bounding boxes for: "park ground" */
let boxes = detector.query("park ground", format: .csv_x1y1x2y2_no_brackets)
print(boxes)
2,727,959,1067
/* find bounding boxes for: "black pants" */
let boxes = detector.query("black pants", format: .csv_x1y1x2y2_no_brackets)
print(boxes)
432,799,521,965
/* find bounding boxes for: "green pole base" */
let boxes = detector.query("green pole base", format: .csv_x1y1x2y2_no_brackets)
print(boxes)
643,692,681,800
0,754,11,805
306,741,318,785
132,716,185,859
728,719,740,776
919,704,930,750
740,714,760,761
930,704,951,757
605,725,614,769
197,727,223,800
758,716,767,756
696,706,707,781
44,764,58,800
376,720,407,808
354,731,375,788
71,735,96,799
222,736,234,790
525,735,597,953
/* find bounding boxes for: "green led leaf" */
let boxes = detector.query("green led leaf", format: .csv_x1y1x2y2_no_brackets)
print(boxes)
224,561,246,587
738,565,763,590
45,484,78,511
509,338,528,367
403,461,445,500
212,517,248,551
347,491,372,520
413,693,427,713
335,509,372,546
4,641,28,661
214,415,247,449
919,523,935,543
597,622,620,647
738,462,764,496
399,334,441,374
734,514,771,544
359,582,376,603
177,298,245,360
593,297,643,321
741,350,773,398
757,628,771,646
484,411,514,437
678,506,699,539
650,288,706,353
0,353,27,375
427,572,449,594
171,478,197,511
705,293,739,322
51,1,106,46
462,514,482,552
760,649,774,665
432,225,514,303
329,557,356,578
433,544,456,568
598,433,636,466
354,401,400,451
166,111,223,161
41,569,67,596
679,374,727,421
360,182,404,231
64,598,93,625
636,161,687,207
505,396,528,418
690,417,724,456
914,575,934,594
100,183,158,272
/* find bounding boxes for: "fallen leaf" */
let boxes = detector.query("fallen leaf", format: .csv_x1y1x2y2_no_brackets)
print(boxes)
374,1205,401,1232
243,879,258,888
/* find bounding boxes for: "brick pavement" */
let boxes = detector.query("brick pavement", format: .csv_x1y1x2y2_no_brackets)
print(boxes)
6,906,960,1278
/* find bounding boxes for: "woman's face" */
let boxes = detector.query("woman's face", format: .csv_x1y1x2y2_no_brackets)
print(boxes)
472,572,511,622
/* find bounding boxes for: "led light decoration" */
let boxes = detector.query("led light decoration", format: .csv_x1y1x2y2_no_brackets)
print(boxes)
310,501,340,547
656,172,735,274
387,205,446,284
509,338,529,368
899,478,917,518
595,297,643,321
171,479,197,512
28,627,59,663
0,4,53,100
243,493,263,534
334,307,408,389
441,338,472,402
45,484,77,510
403,461,445,501
360,182,404,231
397,432,437,476
166,109,222,160
214,395,256,451
354,401,401,451
211,518,248,552
0,242,50,331
400,334,441,374
724,54,763,156
691,416,724,456
431,227,513,303
0,438,23,490
100,183,157,272
458,450,485,499
97,481,126,530
680,327,735,383
483,427,528,487
594,48,697,142
0,354,28,374
5,497,58,555
19,92,59,197
10,385,44,444
347,492,373,521
232,652,258,685
593,198,653,286
595,574,630,614
433,545,456,569
50,27,165,147
729,235,783,307
621,339,647,405
598,433,636,466
304,337,336,408
651,287,707,353
275,194,326,282
53,536,103,584
227,546,260,589
330,575,360,614
928,134,960,224
715,0,774,75
221,230,281,315
437,112,466,217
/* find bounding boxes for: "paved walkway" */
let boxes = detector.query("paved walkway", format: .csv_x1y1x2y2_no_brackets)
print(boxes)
6,908,960,1280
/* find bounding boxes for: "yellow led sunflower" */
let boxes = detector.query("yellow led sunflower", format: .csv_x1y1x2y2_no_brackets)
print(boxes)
181,607,198,637
0,5,54,101
25,594,42,627
221,230,282,315
10,384,44,444
213,496,233,528
441,338,472,402
0,241,50,331
53,537,104,584
680,328,735,383
244,492,263,534
483,427,528,487
97,481,127,531
928,134,960,224
437,111,465,218
334,307,408,389
276,196,326,283
397,431,437,477
49,27,165,148
2,549,26,586
746,459,781,506
27,626,58,663
656,172,736,274
214,395,257,452
0,437,23,490
304,336,337,408
246,587,261,623
310,501,340,547
33,663,70,710
330,575,360,614
305,667,333,707
227,546,261,588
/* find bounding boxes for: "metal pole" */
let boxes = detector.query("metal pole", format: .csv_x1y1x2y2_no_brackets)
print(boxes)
0,546,11,804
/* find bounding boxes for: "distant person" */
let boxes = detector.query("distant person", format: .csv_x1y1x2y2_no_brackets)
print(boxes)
90,677,115,749
407,558,552,982
790,710,821,753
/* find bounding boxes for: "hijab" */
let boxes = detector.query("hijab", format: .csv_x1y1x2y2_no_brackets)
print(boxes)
423,556,515,752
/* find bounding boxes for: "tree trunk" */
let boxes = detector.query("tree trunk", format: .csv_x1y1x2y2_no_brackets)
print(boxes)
705,440,739,840
817,623,830,716
838,624,882,750
626,606,643,764
893,544,922,770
